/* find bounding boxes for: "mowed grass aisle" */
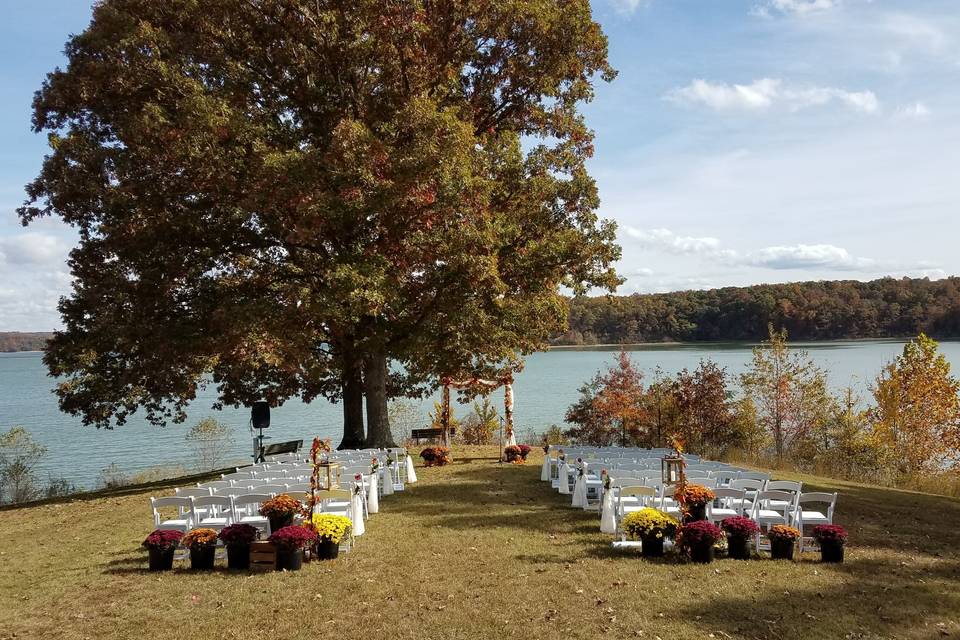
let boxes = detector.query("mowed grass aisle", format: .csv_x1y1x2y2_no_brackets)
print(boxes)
1,448,960,640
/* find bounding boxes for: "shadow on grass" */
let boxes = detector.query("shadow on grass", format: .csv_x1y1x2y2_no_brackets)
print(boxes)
670,556,960,639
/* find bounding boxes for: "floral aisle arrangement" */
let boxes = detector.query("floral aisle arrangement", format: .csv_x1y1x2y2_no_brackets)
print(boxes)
268,525,317,571
182,528,218,570
812,524,848,563
678,521,723,564
679,485,716,522
622,508,679,558
142,529,182,571
308,514,353,560
218,523,260,570
720,516,759,560
420,446,451,467
503,445,525,463
767,525,801,560
259,494,303,533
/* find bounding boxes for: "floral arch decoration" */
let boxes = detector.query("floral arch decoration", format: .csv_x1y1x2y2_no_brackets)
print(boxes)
439,370,519,447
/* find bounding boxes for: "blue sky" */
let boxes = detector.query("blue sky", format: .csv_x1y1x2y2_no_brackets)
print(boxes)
1,0,959,330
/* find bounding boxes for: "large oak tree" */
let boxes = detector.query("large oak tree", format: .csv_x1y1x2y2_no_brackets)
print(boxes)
21,0,620,443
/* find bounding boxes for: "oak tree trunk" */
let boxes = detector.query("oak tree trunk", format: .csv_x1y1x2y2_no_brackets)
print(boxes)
364,347,396,448
338,354,366,449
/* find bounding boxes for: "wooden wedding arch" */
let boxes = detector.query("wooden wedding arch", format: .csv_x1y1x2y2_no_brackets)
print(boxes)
438,368,521,447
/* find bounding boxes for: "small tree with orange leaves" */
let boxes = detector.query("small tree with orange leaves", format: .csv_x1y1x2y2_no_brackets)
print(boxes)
871,334,960,474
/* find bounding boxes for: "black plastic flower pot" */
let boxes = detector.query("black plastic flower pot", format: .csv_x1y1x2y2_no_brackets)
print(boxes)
689,542,715,564
189,545,216,570
148,546,176,571
726,535,751,560
770,538,795,560
640,535,664,558
684,504,707,523
268,514,294,534
819,541,845,563
226,544,250,570
315,538,341,560
275,547,304,571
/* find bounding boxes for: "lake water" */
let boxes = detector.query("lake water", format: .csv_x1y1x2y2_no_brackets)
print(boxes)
2,339,959,489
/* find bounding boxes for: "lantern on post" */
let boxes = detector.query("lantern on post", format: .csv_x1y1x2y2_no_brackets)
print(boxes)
661,455,685,485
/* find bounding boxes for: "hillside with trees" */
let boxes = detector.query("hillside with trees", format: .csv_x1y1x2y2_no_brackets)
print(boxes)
0,333,52,352
556,276,960,344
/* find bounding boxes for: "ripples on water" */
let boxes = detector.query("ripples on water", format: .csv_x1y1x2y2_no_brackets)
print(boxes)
2,340,958,489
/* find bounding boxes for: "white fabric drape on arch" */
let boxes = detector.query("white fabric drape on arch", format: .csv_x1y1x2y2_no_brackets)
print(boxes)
540,447,551,481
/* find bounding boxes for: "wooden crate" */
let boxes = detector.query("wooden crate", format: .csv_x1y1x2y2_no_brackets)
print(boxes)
249,541,277,570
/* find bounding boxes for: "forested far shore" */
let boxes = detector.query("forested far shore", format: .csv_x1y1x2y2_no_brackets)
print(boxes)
5,277,960,352
0,332,52,352
556,276,960,345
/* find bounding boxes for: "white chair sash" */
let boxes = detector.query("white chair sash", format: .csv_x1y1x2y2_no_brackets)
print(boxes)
540,448,551,481
351,490,365,536
571,463,588,508
367,472,380,513
558,462,571,494
600,489,616,533
381,466,394,496
405,454,418,483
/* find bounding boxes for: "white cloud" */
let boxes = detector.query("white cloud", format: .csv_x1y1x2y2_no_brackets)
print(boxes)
0,232,70,266
666,78,879,114
0,231,74,330
622,227,736,260
609,0,650,15
621,228,915,273
896,102,931,119
752,0,842,18
743,244,875,270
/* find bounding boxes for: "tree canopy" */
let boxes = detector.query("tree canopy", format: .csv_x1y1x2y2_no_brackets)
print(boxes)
20,0,620,440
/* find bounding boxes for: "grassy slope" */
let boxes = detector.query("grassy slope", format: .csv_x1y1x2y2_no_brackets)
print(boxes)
1,447,958,640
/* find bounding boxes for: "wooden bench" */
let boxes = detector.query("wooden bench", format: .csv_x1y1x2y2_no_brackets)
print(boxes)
261,439,303,456
411,428,455,444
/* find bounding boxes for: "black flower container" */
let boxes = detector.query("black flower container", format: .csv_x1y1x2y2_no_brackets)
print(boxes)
190,545,216,570
148,547,176,571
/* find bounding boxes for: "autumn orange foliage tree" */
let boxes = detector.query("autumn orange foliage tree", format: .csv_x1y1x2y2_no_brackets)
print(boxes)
871,334,960,473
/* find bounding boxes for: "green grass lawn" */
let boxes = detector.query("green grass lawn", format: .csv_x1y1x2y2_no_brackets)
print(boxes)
1,447,959,640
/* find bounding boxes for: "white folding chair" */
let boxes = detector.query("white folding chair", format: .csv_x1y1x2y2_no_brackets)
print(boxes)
707,488,747,524
766,481,803,510
737,471,770,484
191,496,233,532
230,493,272,535
752,490,798,550
150,496,194,533
795,492,837,552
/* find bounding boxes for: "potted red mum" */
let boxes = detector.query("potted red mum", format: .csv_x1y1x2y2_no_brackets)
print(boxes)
680,521,723,564
142,529,182,571
517,444,532,461
720,516,759,560
218,523,260,570
812,524,848,563
767,525,800,560
268,525,316,571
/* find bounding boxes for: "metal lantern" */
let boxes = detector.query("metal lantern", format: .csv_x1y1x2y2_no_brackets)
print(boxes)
661,455,684,485
317,462,340,489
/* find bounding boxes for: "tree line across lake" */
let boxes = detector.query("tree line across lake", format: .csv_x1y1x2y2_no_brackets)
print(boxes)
6,276,960,353
555,276,960,345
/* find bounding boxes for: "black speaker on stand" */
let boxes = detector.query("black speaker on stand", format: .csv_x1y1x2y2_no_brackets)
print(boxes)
251,401,270,463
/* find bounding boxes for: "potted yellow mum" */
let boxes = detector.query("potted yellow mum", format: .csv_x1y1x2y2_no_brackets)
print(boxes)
621,508,678,558
309,514,352,560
